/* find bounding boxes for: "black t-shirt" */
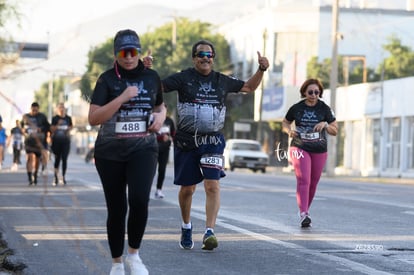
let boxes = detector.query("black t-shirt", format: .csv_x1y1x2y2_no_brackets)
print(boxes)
21,112,50,148
163,68,244,134
90,61,163,160
51,115,73,142
285,99,336,153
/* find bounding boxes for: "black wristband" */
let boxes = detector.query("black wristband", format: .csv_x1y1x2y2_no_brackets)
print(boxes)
259,66,267,72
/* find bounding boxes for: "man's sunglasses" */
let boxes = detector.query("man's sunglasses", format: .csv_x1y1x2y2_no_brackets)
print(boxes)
116,48,141,58
194,51,214,59
307,90,320,96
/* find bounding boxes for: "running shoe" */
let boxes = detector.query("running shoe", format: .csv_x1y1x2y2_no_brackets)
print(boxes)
154,189,165,199
202,229,218,251
180,226,194,249
300,214,312,228
125,254,148,275
109,263,125,275
53,174,58,186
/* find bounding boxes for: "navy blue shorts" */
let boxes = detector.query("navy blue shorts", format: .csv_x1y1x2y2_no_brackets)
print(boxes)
174,133,226,186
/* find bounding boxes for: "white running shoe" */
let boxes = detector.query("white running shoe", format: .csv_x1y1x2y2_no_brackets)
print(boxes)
11,163,18,171
125,254,148,275
109,262,125,275
155,189,165,199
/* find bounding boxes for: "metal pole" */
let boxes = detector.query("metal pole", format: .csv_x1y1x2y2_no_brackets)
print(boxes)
257,29,267,143
48,75,53,121
326,0,339,177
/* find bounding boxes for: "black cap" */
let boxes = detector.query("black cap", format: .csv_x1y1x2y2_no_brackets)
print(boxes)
114,29,141,55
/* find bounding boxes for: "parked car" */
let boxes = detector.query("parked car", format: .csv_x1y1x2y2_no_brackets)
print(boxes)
223,139,269,173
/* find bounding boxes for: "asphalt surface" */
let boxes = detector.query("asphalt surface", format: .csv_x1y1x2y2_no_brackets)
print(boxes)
1,151,414,275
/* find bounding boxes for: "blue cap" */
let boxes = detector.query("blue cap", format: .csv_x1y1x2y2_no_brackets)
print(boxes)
114,29,141,54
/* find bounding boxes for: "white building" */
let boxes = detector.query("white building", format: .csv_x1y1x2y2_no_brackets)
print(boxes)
218,1,414,177
335,77,414,178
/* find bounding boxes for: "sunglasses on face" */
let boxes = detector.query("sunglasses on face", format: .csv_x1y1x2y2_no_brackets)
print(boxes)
195,51,214,59
307,90,320,96
116,48,140,58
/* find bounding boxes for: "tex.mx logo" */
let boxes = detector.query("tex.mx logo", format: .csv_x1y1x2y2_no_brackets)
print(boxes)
274,142,304,162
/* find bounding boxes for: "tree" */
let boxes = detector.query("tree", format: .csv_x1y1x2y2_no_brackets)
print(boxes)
307,35,414,87
379,35,414,80
78,18,258,139
79,17,232,105
140,17,232,114
79,41,113,102
34,78,66,115
0,1,21,71
306,56,332,88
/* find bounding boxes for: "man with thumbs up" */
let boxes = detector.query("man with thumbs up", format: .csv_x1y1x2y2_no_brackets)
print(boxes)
146,40,269,251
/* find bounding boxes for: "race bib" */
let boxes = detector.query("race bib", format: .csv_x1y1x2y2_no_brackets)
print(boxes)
115,115,148,138
159,125,170,135
57,125,69,130
300,132,320,141
200,154,224,169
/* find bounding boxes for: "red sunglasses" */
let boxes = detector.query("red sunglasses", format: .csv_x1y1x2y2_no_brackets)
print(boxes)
116,48,140,58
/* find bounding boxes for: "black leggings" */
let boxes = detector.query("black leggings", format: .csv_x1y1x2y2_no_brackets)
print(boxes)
156,148,170,189
13,146,21,164
52,139,70,176
95,149,157,258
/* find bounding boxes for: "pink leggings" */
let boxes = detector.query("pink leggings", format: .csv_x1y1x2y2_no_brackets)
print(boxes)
289,147,327,214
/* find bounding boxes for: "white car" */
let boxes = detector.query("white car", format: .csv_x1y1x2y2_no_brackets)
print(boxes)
223,139,269,173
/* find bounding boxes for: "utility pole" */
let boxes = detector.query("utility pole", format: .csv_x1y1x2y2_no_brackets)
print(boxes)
326,0,339,176
257,28,267,143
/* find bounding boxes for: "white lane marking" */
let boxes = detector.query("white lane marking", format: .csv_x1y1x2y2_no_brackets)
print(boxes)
188,208,394,275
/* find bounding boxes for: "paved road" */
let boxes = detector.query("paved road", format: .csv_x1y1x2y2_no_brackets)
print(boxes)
0,151,414,275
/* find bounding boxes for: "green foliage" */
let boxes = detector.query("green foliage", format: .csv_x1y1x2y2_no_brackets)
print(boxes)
79,18,232,104
0,1,21,70
79,40,114,102
0,1,19,31
34,79,66,114
380,35,414,80
307,34,414,87
306,56,331,88
141,18,231,79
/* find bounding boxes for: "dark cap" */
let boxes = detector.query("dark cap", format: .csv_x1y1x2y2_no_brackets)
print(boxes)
114,29,141,55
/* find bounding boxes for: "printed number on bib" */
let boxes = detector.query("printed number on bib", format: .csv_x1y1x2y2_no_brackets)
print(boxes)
115,121,147,134
300,132,320,140
200,155,224,169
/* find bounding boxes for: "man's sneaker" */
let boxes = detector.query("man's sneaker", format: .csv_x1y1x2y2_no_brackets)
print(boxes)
300,213,312,228
180,226,194,249
202,229,218,251
109,263,125,275
125,254,148,275
154,189,165,199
